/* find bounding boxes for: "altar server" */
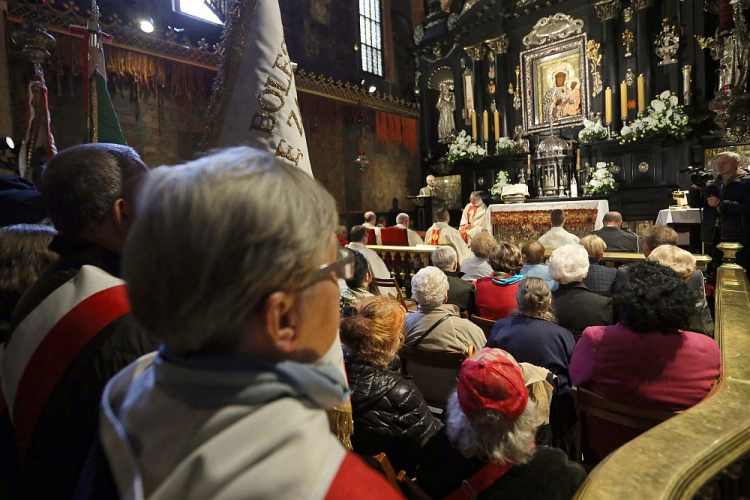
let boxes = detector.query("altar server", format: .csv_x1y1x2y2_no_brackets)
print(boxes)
538,209,580,249
425,209,472,264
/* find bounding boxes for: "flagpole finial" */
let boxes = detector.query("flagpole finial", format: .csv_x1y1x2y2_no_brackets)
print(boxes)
91,0,100,23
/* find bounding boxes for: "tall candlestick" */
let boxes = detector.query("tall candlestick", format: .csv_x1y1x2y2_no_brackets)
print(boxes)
620,81,628,119
527,154,531,174
471,110,477,141
483,110,489,142
604,87,612,125
493,110,500,142
637,75,646,113
576,148,581,171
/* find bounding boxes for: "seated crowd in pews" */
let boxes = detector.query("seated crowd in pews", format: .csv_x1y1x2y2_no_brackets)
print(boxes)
0,143,722,499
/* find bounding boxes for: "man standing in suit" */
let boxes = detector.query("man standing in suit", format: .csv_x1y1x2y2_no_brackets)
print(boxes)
419,175,437,197
589,211,638,253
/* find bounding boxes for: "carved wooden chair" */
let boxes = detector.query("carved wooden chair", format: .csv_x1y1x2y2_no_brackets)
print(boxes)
469,314,496,339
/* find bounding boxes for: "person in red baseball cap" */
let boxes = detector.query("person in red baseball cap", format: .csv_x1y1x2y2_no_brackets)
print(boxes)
415,348,586,500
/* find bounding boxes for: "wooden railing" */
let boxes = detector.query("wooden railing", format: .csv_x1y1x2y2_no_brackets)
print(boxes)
543,249,712,271
574,242,750,500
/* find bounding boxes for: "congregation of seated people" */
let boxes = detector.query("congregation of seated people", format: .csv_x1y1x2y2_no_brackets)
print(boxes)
0,143,723,500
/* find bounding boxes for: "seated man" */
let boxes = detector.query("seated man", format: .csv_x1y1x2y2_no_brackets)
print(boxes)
396,212,424,246
362,211,381,244
588,211,638,252
348,225,395,297
425,208,472,264
459,191,490,244
99,147,401,499
520,240,557,291
416,348,586,499
549,244,613,334
538,209,580,249
431,246,475,315
1,144,156,500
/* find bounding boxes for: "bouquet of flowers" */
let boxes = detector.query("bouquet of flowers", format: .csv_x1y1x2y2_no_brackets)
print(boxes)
447,130,486,164
578,116,608,143
496,137,518,154
490,170,511,198
587,162,619,195
619,91,690,144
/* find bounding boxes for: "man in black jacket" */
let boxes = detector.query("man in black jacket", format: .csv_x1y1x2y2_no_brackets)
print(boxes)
0,144,157,500
700,151,750,270
588,211,639,252
431,245,476,315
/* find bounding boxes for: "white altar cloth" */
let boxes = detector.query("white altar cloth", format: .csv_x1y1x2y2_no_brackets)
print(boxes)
655,208,702,226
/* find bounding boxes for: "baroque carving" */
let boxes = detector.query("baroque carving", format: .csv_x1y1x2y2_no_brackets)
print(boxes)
622,29,634,57
522,13,585,47
413,25,424,45
464,42,486,61
655,18,679,66
447,13,459,30
460,0,479,16
623,6,633,22
585,39,603,97
592,0,621,22
485,34,509,54
631,0,655,10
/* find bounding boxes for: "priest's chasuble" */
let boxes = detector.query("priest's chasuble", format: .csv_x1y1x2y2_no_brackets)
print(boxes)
424,222,473,264
459,202,490,243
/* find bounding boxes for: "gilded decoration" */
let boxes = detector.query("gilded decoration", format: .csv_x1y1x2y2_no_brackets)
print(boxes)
491,208,598,244
521,34,591,132
631,0,655,10
586,39,603,97
623,6,633,22
485,34,509,55
592,0,622,22
464,43,486,61
522,13,585,48
655,18,680,66
622,29,634,58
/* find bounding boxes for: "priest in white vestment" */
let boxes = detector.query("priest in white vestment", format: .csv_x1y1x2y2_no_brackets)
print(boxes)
459,191,490,244
396,213,424,246
538,209,580,249
424,208,472,264
362,211,382,245
348,225,396,297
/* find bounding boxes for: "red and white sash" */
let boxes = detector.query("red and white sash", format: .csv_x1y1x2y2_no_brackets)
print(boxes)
1,265,129,462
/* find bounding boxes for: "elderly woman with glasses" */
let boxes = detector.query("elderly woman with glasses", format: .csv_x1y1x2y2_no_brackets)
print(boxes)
341,296,442,474
96,147,401,499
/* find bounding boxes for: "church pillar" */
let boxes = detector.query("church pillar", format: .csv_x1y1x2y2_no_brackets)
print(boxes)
594,0,622,132
633,0,655,108
486,34,509,138
464,43,485,143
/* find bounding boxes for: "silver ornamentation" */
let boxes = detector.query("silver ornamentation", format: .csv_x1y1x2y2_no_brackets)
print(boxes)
522,13,585,47
682,65,693,105
413,25,424,45
625,68,636,86
447,13,459,30
655,18,679,66
638,162,649,173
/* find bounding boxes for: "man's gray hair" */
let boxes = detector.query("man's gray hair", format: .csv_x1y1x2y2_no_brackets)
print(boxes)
470,191,482,199
364,211,376,223
122,147,338,354
446,391,537,465
396,212,410,225
41,143,146,236
431,246,458,271
548,244,590,284
411,266,449,308
716,151,741,164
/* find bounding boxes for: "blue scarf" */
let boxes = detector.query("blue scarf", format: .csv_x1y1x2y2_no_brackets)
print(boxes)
491,273,525,286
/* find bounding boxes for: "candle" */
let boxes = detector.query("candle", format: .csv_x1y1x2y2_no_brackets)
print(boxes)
637,75,646,113
620,81,628,119
493,110,500,142
471,110,477,141
527,154,531,174
483,110,489,142
604,87,612,124
576,148,581,171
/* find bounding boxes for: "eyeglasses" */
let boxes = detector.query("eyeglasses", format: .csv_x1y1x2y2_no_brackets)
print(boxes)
307,246,355,285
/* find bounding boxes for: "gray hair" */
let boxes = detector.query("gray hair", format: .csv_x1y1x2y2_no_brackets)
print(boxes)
122,147,338,353
716,151,741,164
396,212,410,225
446,391,537,465
41,143,146,236
516,277,556,322
548,244,589,284
470,191,482,200
364,211,376,223
431,246,458,271
411,266,449,308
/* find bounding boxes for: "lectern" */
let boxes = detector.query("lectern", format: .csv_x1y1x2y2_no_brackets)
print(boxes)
408,195,445,231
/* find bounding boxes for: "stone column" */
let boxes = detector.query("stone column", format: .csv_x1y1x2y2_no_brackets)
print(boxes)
594,0,622,131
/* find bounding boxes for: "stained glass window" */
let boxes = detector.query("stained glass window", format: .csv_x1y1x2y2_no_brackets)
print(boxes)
359,0,383,76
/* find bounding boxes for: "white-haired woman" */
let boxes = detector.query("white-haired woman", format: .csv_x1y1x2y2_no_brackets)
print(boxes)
549,244,613,335
403,266,486,405
416,348,586,499
97,147,401,499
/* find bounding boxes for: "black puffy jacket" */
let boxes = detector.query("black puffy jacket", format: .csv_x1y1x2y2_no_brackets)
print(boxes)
346,361,443,474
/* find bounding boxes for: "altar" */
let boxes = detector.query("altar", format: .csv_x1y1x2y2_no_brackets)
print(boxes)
489,199,609,244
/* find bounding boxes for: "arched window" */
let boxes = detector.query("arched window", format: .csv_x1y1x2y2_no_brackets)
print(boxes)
359,0,383,76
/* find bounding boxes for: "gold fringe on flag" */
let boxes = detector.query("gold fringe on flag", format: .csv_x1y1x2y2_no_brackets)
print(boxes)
327,401,354,451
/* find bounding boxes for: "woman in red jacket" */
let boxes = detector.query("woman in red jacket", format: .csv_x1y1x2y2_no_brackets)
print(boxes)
474,242,525,320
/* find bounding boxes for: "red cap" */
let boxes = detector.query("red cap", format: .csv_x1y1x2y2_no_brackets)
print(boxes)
457,348,528,420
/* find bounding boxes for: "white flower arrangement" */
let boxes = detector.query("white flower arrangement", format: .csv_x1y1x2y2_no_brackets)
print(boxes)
587,162,619,195
490,170,511,197
496,137,518,154
578,117,608,143
447,130,486,164
619,90,689,144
